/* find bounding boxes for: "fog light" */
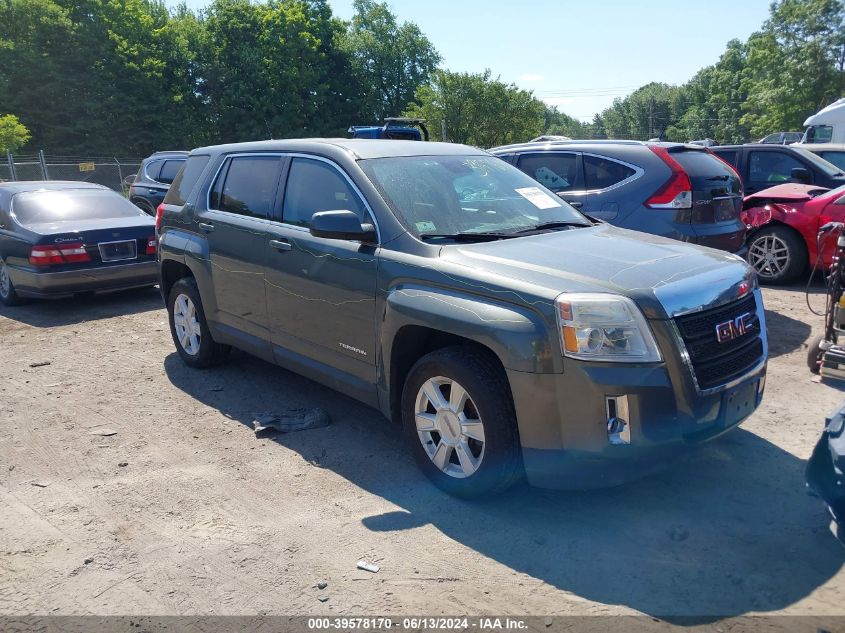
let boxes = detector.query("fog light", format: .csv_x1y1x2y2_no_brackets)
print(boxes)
606,395,631,445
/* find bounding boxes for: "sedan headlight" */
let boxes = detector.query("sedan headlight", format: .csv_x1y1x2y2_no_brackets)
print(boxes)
555,293,662,362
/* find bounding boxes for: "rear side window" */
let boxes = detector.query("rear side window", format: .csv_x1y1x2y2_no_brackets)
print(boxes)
157,159,185,185
210,156,281,219
164,155,210,206
749,151,804,183
517,153,578,192
282,158,365,227
713,150,737,166
13,189,146,225
584,155,635,190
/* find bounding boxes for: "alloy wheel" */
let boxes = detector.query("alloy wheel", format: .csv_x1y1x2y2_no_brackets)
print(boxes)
748,234,790,278
0,262,10,299
414,376,486,478
173,293,201,355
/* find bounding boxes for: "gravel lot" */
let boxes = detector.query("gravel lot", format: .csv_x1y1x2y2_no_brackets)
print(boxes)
1,283,844,618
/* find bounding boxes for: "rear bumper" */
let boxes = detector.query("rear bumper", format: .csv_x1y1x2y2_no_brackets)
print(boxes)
690,223,746,254
8,261,158,298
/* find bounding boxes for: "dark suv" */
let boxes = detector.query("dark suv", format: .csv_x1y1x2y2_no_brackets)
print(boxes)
129,151,188,215
713,144,845,194
157,139,766,497
489,140,746,254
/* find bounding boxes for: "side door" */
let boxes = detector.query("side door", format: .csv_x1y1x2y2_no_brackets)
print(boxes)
746,149,811,194
263,155,379,401
195,153,283,350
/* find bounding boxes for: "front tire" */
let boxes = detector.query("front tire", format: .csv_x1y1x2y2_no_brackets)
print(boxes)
167,277,230,368
0,260,24,306
401,346,523,498
747,225,808,285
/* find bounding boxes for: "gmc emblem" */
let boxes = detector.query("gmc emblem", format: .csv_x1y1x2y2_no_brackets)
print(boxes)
715,312,754,343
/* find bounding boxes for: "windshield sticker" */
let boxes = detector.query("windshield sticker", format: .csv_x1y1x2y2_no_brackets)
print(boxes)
416,220,437,233
514,187,562,209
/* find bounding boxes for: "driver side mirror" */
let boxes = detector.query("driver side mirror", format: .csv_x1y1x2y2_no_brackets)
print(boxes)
310,210,377,243
791,167,812,184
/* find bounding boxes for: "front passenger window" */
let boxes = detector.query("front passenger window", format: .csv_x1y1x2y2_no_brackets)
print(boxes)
283,158,365,227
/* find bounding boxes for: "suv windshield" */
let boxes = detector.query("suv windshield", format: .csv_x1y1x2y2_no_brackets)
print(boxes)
360,155,589,238
13,189,146,225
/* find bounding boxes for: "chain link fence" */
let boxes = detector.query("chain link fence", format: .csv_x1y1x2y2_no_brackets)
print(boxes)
1,152,143,195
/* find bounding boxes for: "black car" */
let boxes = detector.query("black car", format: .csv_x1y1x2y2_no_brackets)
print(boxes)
489,140,746,253
0,181,158,305
712,144,845,194
129,151,188,215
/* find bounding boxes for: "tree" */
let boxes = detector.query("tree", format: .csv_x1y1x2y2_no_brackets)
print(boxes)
0,114,30,152
344,0,440,122
405,69,545,148
741,0,845,136
543,106,591,138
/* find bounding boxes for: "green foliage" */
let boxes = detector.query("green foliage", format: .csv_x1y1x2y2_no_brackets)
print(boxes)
344,0,440,122
0,114,30,152
589,0,845,143
0,0,436,154
404,69,545,148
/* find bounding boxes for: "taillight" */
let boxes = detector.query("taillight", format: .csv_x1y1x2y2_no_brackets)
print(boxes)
646,146,692,210
29,242,91,266
146,235,157,255
155,203,165,234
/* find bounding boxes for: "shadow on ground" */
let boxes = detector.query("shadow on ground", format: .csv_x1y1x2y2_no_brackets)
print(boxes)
0,286,162,328
164,351,845,619
765,308,812,358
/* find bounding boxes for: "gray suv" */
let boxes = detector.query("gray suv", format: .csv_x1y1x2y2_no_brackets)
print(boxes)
129,151,188,215
490,140,746,254
158,139,767,497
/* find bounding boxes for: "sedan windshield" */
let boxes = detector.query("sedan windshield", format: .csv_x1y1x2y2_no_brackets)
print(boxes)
13,189,147,225
360,155,590,239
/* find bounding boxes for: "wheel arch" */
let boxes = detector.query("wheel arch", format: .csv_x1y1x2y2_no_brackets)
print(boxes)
380,285,557,424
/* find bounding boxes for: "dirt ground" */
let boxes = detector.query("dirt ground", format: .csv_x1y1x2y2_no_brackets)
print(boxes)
1,282,844,619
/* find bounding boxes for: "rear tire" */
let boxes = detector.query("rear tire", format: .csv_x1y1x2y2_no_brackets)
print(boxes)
401,346,523,498
747,225,808,285
808,334,825,374
0,260,25,306
167,277,230,368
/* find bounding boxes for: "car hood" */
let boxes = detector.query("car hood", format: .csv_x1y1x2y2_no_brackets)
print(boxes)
439,224,754,319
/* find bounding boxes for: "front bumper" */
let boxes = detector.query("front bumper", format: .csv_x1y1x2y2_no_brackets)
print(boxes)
508,335,766,490
8,261,158,298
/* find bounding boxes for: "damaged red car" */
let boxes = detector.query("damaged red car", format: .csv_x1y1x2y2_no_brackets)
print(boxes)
742,183,845,284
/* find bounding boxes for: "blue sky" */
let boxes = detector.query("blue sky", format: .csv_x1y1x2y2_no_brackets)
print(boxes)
171,0,773,121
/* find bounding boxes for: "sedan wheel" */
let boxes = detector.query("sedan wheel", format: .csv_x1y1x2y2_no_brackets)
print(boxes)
749,234,789,278
414,376,486,478
0,260,22,306
0,262,11,299
745,225,807,284
173,293,201,356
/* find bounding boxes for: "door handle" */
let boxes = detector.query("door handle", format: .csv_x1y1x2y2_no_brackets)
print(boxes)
269,239,292,252
198,222,214,233
568,201,583,209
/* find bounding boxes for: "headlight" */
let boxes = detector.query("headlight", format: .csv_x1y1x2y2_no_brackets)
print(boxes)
555,293,662,363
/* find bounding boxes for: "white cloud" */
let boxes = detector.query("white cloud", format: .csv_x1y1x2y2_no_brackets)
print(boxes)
519,73,545,82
